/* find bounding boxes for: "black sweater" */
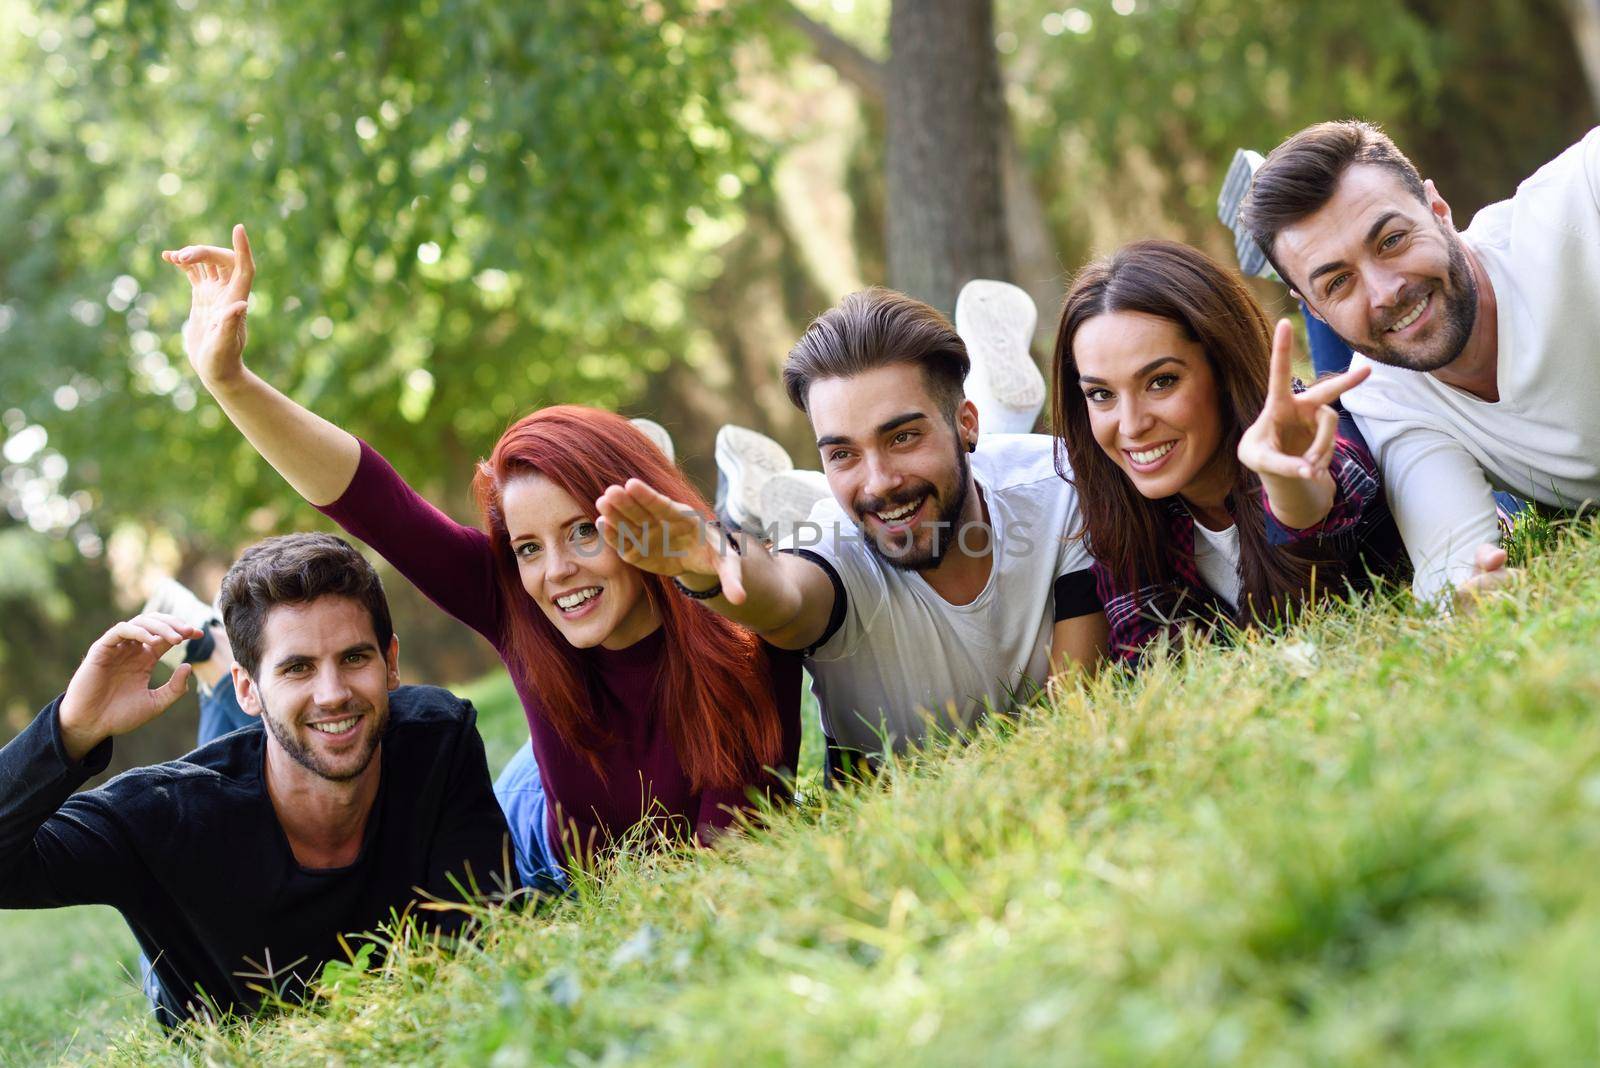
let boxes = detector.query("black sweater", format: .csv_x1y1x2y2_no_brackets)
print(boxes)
0,685,512,1026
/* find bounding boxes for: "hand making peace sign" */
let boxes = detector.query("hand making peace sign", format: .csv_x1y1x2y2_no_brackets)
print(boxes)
1237,319,1370,483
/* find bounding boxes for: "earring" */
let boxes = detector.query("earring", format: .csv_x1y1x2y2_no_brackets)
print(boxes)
967,440,977,453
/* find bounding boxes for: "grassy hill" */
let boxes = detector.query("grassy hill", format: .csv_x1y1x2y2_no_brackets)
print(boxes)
30,521,1600,1064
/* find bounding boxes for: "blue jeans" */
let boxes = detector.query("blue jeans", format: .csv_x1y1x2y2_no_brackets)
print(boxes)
1303,302,1356,380
493,742,568,894
197,673,258,745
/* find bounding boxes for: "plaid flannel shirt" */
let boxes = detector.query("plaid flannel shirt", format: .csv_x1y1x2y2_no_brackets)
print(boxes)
1094,431,1392,665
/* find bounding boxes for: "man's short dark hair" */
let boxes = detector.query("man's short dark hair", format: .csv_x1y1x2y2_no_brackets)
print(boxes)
219,532,393,680
782,287,970,417
1243,119,1427,288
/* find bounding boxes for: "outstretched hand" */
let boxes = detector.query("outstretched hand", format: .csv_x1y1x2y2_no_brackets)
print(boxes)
596,479,746,604
1237,319,1370,483
162,223,256,385
57,613,203,763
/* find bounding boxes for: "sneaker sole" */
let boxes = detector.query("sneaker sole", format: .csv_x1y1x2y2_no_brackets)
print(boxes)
715,425,793,532
1217,148,1271,279
629,418,676,463
760,469,831,528
954,280,1045,414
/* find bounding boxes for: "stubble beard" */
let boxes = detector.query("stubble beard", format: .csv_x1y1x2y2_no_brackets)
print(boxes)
260,695,386,783
861,439,973,573
1348,224,1478,373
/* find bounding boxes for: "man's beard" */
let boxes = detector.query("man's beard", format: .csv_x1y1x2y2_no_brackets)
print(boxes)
260,695,386,783
1343,224,1477,372
858,438,972,573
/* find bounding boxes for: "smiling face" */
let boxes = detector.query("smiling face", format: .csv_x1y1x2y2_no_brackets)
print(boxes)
502,472,659,650
807,364,977,571
1073,310,1233,505
1273,164,1477,372
234,595,398,783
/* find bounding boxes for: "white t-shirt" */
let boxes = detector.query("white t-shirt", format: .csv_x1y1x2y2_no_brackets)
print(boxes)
1190,520,1242,609
1343,126,1600,602
782,433,1092,755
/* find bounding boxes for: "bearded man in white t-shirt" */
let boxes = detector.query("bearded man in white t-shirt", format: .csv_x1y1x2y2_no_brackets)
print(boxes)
597,288,1108,776
1240,120,1600,605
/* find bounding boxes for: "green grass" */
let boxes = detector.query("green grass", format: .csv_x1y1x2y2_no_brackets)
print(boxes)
0,906,144,1065
32,519,1600,1063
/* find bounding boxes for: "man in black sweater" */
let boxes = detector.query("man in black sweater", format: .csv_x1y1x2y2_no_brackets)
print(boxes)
0,533,513,1027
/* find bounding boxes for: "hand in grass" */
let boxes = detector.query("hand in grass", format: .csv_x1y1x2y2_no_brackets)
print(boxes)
58,613,203,763
1453,543,1520,613
596,479,747,604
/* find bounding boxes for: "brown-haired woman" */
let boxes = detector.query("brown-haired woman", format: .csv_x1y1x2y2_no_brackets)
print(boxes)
1051,239,1404,664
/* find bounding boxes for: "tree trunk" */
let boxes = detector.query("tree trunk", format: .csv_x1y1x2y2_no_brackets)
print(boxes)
999,120,1066,348
1566,0,1600,113
884,0,1011,315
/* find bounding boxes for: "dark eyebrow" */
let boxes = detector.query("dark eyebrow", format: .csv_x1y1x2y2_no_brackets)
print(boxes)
816,411,928,450
1078,356,1185,386
272,641,379,672
876,411,927,436
1365,209,1405,246
1307,210,1406,287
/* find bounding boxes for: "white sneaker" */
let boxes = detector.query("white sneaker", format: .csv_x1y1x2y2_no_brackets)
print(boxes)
714,424,793,534
760,469,832,546
141,578,217,667
629,417,675,463
954,279,1046,436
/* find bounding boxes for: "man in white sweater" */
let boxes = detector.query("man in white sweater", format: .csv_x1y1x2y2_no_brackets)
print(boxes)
1241,121,1600,604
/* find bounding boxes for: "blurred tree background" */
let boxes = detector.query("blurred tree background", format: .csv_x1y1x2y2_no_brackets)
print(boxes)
2,0,1594,761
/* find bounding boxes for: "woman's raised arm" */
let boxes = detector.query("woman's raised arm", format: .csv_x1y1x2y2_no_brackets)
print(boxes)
163,224,359,506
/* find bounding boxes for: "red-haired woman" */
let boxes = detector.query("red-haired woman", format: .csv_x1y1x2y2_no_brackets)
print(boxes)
1051,240,1406,664
165,226,798,890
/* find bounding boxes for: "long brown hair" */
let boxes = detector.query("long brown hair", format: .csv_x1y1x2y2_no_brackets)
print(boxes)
472,406,783,791
1050,239,1339,626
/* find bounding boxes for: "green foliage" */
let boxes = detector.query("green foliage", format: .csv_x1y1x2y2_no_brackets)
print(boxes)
96,519,1600,1065
2,0,759,539
1000,0,1595,259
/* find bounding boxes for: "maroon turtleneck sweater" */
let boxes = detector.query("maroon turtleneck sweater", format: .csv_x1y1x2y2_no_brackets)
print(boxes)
318,441,802,863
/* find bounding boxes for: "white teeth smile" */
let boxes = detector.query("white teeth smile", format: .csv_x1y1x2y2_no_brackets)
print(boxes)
1128,442,1175,465
874,498,924,523
555,586,601,611
309,716,358,734
1387,294,1429,333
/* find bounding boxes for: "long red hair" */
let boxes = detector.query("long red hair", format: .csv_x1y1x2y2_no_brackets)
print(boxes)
472,406,783,791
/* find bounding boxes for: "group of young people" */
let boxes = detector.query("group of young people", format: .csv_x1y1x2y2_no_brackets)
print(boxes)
4,117,1597,1028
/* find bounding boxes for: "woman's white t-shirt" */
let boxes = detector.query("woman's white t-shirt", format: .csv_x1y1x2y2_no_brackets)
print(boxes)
1190,519,1242,609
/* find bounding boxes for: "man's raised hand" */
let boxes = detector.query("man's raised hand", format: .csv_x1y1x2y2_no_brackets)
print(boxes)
1237,319,1370,483
596,479,747,605
57,613,203,763
162,223,256,386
